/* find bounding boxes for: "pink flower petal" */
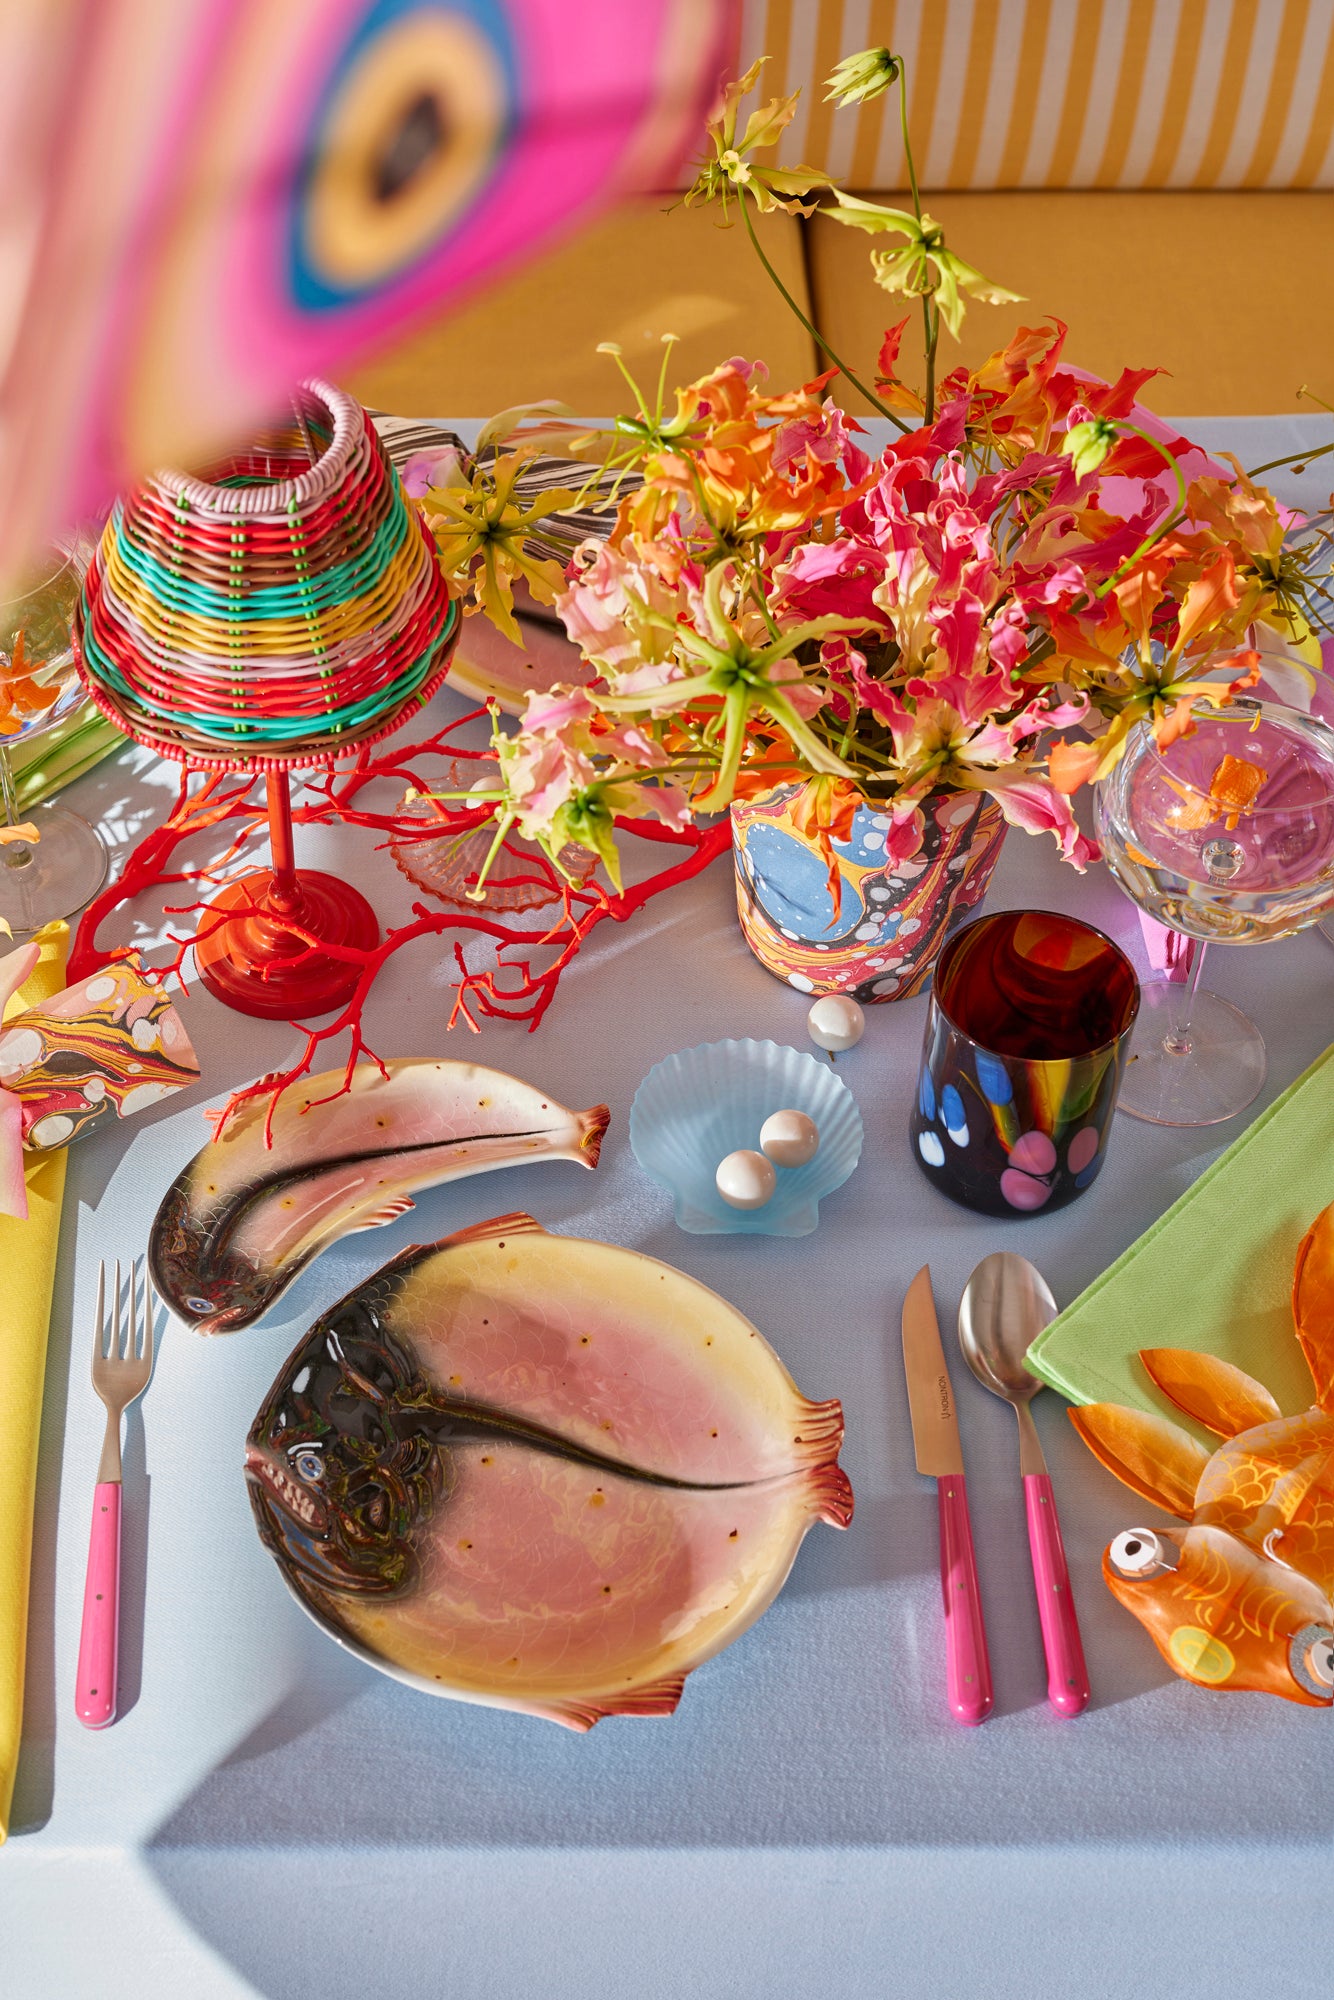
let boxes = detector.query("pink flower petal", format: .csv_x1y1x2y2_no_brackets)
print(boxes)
0,1089,27,1220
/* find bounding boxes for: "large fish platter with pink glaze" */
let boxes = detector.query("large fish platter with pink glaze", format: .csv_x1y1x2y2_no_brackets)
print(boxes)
150,1060,608,1334
245,1213,853,1729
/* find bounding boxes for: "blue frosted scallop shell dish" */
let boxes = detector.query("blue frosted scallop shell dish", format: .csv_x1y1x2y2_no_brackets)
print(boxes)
629,1038,864,1236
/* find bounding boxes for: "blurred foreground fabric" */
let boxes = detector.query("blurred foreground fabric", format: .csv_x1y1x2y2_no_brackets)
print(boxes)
350,0,1334,418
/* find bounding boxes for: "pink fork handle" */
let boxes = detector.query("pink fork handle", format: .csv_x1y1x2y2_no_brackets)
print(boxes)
76,1482,121,1729
937,1475,993,1725
1024,1472,1090,1717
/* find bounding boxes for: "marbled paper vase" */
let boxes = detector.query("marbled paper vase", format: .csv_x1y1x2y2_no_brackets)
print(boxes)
909,909,1140,1217
731,783,1005,1000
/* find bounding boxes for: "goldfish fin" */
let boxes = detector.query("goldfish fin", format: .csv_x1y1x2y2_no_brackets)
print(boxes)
351,1196,416,1232
577,1104,610,1168
1139,1348,1282,1436
522,1674,688,1732
441,1211,547,1250
1068,1404,1208,1518
1293,1204,1334,1410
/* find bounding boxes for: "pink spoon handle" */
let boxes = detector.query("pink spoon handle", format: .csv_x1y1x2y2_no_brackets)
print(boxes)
1024,1472,1089,1717
937,1474,993,1725
76,1483,121,1729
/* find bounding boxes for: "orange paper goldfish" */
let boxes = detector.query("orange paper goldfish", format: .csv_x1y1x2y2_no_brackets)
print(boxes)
1070,1203,1334,1705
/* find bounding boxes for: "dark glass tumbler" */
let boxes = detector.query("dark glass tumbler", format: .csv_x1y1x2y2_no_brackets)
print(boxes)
910,909,1140,1216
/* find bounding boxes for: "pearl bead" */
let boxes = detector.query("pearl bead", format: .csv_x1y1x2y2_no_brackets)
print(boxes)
807,994,865,1052
759,1109,820,1168
715,1149,777,1209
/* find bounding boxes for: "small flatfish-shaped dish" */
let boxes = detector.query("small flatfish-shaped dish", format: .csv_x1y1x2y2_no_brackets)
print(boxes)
150,1059,608,1334
245,1213,853,1729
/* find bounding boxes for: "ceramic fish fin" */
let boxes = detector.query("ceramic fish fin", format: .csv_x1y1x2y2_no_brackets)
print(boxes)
804,1460,854,1528
528,1673,689,1730
1139,1348,1283,1436
350,1197,416,1233
790,1395,846,1464
577,1104,610,1168
1292,1203,1334,1411
440,1211,548,1250
1068,1404,1209,1518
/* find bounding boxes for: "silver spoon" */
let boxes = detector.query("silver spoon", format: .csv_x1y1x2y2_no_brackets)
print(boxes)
958,1253,1089,1717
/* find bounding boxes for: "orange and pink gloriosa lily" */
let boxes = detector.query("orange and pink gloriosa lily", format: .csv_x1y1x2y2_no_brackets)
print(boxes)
449,322,1325,896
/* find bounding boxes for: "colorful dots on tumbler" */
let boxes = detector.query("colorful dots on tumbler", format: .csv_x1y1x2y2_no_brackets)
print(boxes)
1067,1125,1100,1175
918,1130,946,1169
1000,1167,1052,1211
974,1050,1013,1105
1009,1130,1057,1176
940,1084,968,1146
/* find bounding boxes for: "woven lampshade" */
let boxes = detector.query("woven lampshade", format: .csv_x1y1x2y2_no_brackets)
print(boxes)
75,379,458,770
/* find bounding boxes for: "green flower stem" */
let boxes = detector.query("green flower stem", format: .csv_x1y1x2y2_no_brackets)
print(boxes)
897,64,924,222
466,807,519,901
923,298,940,424
896,59,939,420
1247,437,1334,479
1092,421,1191,599
762,687,856,776
738,190,909,432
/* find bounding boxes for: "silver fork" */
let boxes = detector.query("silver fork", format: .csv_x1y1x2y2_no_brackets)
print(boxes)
75,1260,156,1729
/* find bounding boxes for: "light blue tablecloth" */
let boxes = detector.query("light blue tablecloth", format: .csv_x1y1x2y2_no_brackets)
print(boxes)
3,418,1334,2000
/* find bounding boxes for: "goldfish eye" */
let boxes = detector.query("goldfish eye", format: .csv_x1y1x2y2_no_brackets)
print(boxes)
1109,1529,1178,1579
292,1447,325,1484
1289,1625,1334,1700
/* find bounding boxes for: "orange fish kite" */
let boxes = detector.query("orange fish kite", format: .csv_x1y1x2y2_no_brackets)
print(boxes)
1071,1203,1334,1705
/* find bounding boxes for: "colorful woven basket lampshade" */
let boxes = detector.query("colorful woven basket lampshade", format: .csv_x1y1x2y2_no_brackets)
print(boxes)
74,380,460,1018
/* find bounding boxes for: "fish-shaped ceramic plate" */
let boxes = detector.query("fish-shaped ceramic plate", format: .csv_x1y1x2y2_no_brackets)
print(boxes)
150,1061,609,1333
245,1213,853,1729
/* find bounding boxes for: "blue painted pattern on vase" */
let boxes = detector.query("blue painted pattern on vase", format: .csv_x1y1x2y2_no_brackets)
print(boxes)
731,783,1006,1001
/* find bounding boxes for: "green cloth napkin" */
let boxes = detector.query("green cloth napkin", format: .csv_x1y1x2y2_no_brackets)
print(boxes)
1027,1042,1334,1432
8,702,123,812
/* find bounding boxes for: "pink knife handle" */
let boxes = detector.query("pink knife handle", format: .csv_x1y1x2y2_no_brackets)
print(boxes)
937,1475,992,1725
1024,1472,1089,1717
76,1483,121,1729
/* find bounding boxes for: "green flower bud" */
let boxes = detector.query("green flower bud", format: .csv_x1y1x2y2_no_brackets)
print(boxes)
824,47,901,108
1063,417,1120,480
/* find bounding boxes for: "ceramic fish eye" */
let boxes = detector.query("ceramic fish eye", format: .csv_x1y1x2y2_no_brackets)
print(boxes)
291,1446,325,1484
186,1295,213,1317
1288,1624,1334,1701
1108,1528,1179,1579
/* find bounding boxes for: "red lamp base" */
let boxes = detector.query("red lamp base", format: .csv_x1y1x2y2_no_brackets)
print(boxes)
193,867,379,1020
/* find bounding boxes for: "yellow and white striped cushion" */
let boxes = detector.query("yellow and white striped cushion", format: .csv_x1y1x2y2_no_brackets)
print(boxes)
738,0,1334,189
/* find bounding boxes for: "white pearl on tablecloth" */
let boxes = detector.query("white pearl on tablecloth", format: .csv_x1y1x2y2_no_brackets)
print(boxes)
807,995,865,1051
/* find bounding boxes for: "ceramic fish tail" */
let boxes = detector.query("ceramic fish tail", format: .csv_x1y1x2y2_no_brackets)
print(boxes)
150,1059,609,1334
245,1214,851,1728
1068,1201,1334,1704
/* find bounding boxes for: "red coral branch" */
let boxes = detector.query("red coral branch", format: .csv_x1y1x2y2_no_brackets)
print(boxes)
71,709,729,1137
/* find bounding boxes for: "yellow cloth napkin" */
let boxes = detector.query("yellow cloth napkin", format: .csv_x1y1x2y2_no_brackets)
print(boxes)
0,922,69,1842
